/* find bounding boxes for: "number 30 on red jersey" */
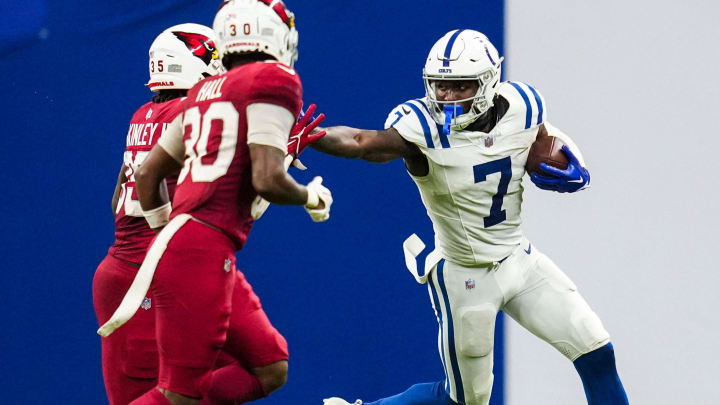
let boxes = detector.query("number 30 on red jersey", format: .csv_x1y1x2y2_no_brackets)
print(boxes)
178,102,239,184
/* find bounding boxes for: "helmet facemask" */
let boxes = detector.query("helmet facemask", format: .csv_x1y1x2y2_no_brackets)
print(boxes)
422,29,503,133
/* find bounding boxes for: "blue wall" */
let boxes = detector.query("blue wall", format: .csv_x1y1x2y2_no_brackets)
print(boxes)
0,1,504,403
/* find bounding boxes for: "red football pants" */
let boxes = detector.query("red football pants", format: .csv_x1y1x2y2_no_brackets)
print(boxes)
93,221,287,403
93,254,158,405
150,219,287,398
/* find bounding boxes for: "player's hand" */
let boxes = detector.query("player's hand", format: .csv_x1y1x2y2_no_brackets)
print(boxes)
287,104,326,170
304,176,332,222
530,145,590,193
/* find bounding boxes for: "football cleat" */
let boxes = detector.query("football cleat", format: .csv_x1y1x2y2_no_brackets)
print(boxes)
323,398,362,405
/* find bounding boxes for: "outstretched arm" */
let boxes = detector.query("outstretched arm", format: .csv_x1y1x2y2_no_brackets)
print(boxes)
311,126,414,163
247,103,333,222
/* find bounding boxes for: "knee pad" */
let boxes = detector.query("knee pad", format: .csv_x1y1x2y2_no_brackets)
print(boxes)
554,310,610,361
457,304,496,357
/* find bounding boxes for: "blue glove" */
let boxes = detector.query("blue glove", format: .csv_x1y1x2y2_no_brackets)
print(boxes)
529,145,590,193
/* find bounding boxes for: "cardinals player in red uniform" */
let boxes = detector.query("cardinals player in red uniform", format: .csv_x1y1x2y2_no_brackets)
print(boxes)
97,1,332,404
93,23,224,405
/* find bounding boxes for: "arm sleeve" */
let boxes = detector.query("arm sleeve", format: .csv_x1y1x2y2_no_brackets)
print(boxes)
544,121,587,167
246,103,295,152
157,113,185,163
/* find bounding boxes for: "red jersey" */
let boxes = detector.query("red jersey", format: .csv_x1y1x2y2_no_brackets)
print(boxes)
170,61,303,249
109,98,184,264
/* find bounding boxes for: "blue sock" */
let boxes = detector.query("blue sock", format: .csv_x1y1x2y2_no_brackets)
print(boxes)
573,343,629,405
365,381,456,405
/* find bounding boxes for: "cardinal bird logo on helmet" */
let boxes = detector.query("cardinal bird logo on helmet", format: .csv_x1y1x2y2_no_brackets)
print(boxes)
172,31,218,66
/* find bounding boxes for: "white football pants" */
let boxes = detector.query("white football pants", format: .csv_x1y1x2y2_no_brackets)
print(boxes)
426,238,610,405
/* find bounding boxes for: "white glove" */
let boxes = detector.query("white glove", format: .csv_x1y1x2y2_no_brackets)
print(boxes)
304,176,332,222
250,196,271,220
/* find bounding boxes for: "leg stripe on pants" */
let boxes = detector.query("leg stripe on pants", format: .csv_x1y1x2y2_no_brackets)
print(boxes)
436,259,465,404
429,269,449,392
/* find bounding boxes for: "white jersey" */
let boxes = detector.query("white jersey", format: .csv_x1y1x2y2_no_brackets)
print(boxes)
385,81,550,266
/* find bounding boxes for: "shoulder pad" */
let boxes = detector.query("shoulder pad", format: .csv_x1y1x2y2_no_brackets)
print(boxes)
496,81,547,133
385,98,449,149
132,101,154,121
247,62,303,117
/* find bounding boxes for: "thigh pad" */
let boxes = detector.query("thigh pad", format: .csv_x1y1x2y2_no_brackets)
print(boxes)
457,304,496,357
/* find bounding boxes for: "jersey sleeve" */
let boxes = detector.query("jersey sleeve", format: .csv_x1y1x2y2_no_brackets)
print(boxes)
247,62,303,118
246,103,295,152
384,98,438,150
496,81,547,134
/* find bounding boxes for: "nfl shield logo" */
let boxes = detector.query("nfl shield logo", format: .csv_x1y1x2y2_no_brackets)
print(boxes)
141,297,152,310
465,279,475,290
224,258,232,272
145,108,153,120
484,136,494,147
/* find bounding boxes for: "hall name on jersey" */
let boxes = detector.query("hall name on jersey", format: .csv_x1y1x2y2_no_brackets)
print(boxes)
196,77,227,102
126,122,169,147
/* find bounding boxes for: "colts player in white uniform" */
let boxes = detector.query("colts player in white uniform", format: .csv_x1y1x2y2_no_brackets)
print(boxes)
313,30,629,405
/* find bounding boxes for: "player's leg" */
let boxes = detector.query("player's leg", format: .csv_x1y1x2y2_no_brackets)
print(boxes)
502,247,628,404
131,220,237,405
201,270,289,404
93,254,158,405
573,342,629,405
324,263,461,405
431,259,503,405
200,360,286,405
328,259,501,405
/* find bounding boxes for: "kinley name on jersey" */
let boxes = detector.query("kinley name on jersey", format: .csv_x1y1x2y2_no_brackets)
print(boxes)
126,121,175,148
385,81,548,266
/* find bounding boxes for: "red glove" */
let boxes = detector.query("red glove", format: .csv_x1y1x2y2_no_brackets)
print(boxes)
287,103,326,160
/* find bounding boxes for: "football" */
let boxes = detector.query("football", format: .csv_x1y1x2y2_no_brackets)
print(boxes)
525,126,569,175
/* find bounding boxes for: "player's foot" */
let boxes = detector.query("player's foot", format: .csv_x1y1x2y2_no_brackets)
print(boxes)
323,397,362,405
